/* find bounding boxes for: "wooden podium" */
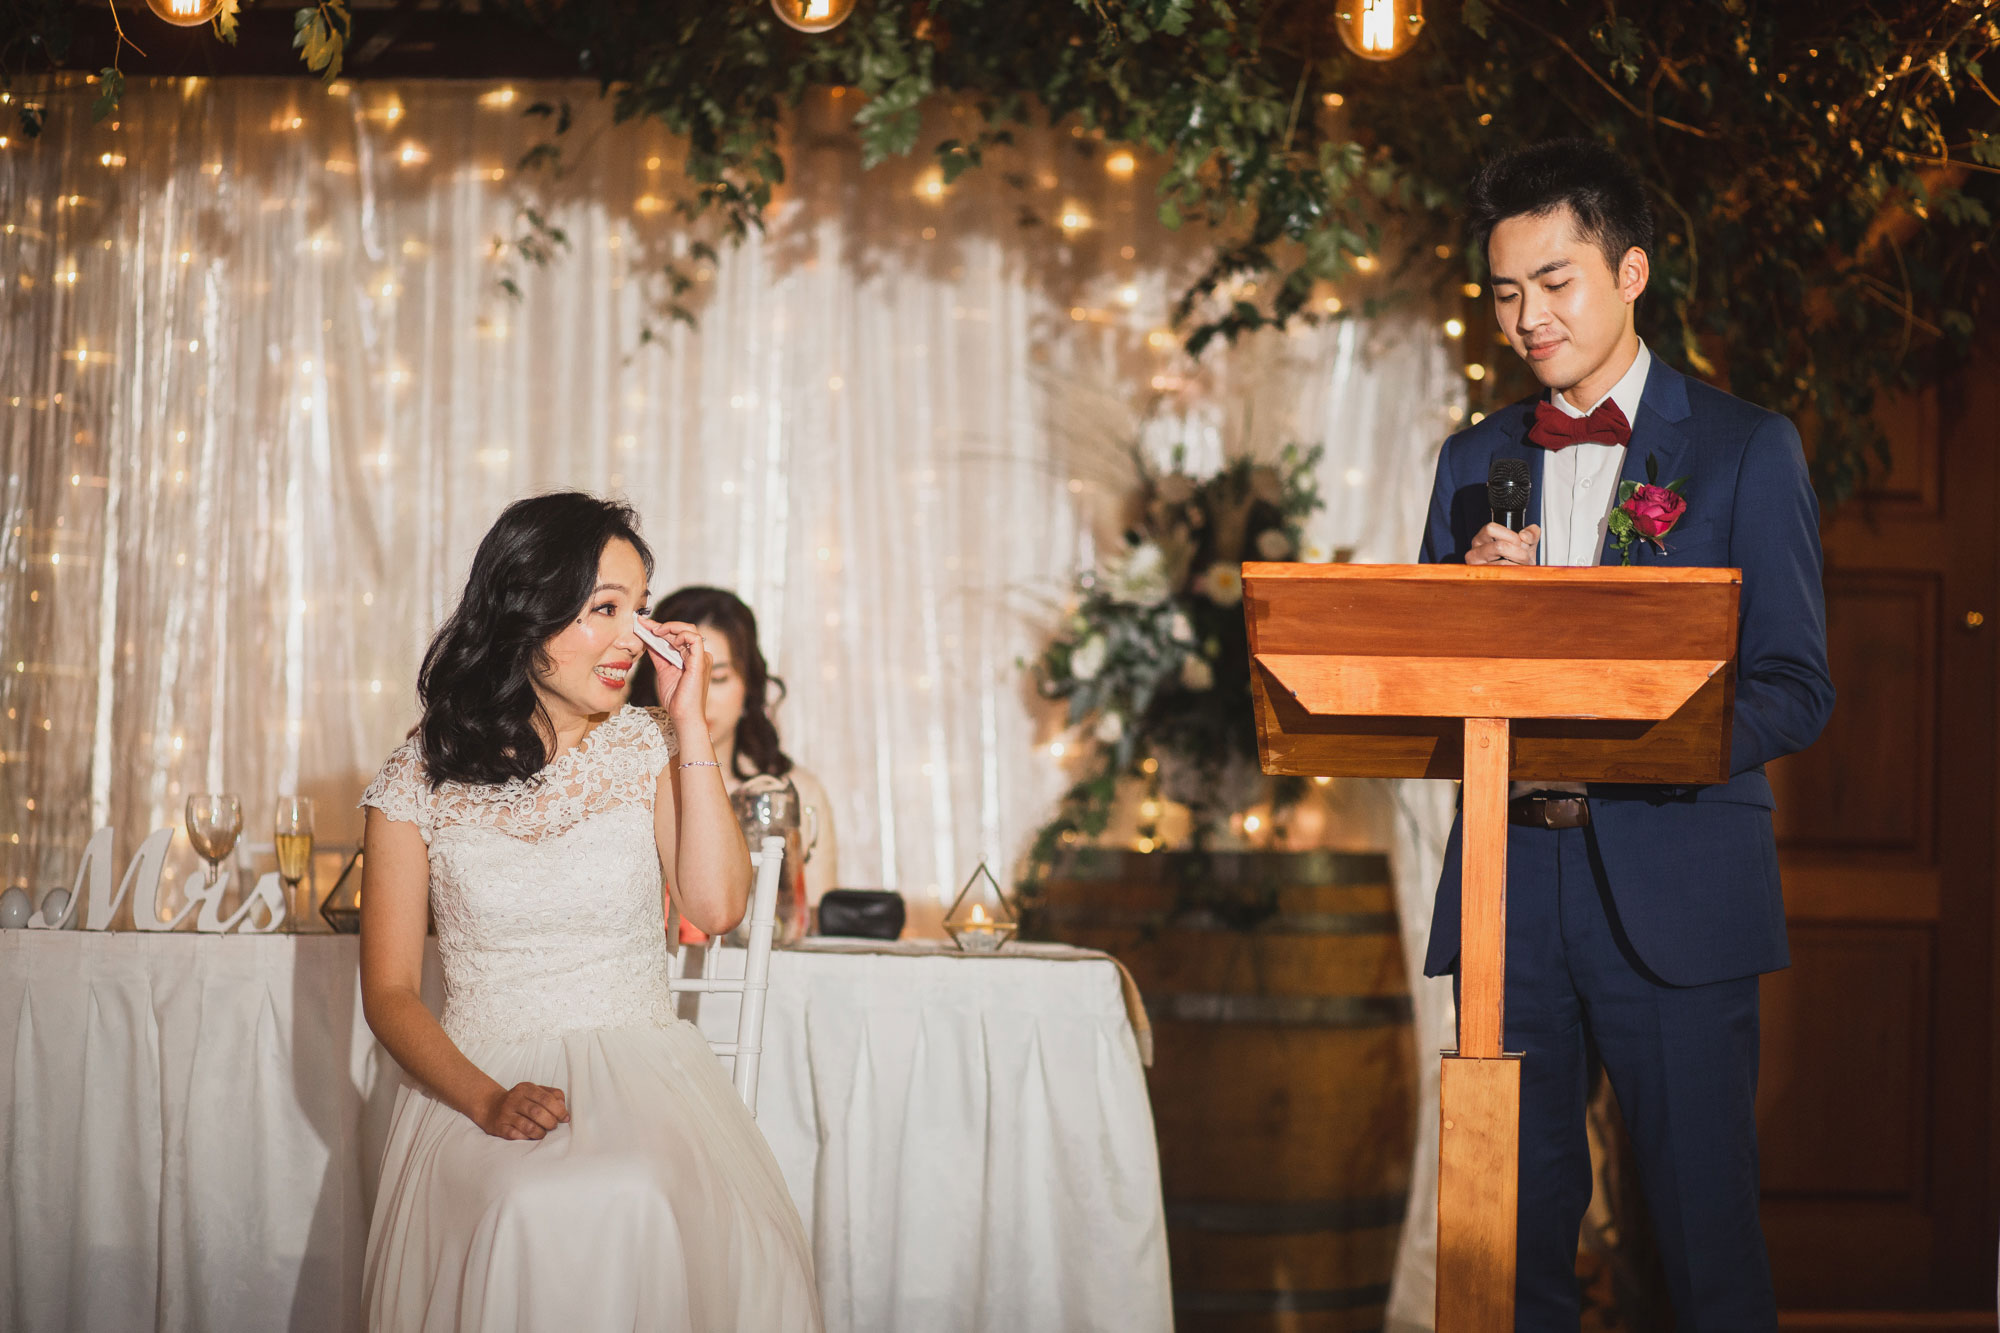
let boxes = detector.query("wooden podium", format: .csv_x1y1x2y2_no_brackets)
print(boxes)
1241,562,1740,1332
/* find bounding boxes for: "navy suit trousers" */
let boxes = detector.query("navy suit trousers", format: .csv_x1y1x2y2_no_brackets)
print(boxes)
1467,822,1777,1332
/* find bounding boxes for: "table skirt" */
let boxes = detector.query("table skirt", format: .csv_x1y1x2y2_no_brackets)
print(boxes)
0,932,1170,1333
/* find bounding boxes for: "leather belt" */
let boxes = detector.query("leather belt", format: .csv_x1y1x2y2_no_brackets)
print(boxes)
1508,793,1592,830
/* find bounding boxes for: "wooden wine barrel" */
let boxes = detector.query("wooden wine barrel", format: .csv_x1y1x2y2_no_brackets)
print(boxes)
1035,848,1416,1333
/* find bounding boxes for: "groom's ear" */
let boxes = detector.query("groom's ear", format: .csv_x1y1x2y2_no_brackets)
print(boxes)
1619,245,1651,305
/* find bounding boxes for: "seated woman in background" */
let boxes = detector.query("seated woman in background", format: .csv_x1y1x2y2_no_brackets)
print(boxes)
631,586,838,911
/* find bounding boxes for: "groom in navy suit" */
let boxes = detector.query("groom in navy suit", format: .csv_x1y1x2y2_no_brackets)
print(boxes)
1417,139,1834,1329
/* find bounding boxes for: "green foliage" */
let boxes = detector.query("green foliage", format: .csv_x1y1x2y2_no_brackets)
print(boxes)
89,65,119,122
292,2,348,85
1344,3,2000,499
496,0,2000,497
3,0,1995,494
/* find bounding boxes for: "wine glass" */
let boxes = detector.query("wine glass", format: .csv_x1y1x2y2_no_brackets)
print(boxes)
274,796,315,931
185,793,243,896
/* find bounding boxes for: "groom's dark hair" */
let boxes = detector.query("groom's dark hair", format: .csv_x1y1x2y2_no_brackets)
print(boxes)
1465,138,1654,274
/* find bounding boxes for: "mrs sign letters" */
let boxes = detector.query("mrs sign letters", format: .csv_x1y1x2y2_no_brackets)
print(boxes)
25,826,289,933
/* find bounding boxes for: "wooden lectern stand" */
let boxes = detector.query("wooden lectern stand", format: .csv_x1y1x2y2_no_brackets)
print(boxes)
1241,563,1739,1332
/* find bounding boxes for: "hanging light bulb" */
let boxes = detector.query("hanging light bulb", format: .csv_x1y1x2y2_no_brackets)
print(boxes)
771,0,857,34
1334,0,1424,62
144,0,228,26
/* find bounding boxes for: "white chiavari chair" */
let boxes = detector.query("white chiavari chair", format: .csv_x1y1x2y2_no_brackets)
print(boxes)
665,835,784,1116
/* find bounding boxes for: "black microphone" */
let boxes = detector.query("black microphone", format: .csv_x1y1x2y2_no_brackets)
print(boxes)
1487,458,1531,533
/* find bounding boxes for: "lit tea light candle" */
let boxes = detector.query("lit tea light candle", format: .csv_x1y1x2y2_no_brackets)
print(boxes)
949,898,1016,953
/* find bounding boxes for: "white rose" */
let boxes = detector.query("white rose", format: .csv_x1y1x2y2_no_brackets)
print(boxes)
1195,563,1244,607
1069,634,1109,682
1107,542,1174,607
1255,528,1293,560
1169,611,1195,644
1094,711,1125,744
1180,654,1214,691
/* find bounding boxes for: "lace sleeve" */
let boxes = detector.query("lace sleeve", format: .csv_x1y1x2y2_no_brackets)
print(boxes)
634,707,681,779
360,741,435,843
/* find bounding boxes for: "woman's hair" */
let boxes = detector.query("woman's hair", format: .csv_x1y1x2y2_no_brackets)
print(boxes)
417,492,654,788
630,585,792,782
1464,137,1654,274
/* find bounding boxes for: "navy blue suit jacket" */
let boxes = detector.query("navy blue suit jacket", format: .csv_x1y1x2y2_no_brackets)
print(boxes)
1418,357,1835,987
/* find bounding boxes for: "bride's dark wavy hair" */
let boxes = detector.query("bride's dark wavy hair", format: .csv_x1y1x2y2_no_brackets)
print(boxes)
417,492,654,789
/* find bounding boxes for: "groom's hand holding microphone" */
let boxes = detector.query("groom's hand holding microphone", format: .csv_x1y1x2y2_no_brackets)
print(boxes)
1469,457,1540,566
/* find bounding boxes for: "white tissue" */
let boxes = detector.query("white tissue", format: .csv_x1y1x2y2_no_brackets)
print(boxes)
632,614,684,669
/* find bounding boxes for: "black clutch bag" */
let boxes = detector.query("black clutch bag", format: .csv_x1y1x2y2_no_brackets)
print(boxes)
815,889,905,940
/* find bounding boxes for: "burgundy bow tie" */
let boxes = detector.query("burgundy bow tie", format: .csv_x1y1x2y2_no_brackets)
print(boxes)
1527,398,1632,451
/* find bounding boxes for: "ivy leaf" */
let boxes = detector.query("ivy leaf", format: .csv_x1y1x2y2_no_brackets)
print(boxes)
212,0,240,45
294,3,349,84
91,69,124,123
1590,16,1645,85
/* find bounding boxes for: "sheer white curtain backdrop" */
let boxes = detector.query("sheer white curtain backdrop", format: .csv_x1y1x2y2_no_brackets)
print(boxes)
0,75,1462,1324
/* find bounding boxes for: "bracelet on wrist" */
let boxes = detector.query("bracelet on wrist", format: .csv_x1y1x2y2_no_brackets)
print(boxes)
679,760,720,771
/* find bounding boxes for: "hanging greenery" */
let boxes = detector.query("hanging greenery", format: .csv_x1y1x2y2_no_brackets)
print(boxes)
5,1,1996,495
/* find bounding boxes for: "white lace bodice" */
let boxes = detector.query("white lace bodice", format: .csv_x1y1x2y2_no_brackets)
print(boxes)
360,706,682,1046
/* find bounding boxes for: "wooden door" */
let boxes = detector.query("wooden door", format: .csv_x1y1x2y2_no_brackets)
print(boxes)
1762,336,2000,1320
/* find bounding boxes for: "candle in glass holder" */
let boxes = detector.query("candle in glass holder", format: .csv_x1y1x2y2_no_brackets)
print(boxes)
950,899,1017,953
944,861,1018,952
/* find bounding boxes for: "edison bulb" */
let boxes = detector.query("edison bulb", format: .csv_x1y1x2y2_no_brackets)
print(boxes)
145,0,228,26
1334,0,1424,62
771,0,856,34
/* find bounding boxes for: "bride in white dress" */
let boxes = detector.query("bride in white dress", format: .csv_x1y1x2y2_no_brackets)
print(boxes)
356,492,822,1332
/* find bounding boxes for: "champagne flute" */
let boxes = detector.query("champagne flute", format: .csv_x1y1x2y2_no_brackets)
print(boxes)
274,796,315,931
185,794,243,896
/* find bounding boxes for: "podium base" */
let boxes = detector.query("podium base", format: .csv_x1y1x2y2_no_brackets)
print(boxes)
1437,1053,1521,1333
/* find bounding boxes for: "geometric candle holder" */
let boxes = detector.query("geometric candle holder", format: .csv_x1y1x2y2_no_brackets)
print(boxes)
943,861,1018,953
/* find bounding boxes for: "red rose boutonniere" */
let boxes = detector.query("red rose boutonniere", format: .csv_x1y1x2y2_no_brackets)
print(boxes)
1608,453,1688,565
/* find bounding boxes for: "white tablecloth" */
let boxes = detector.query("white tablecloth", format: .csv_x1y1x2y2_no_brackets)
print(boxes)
0,932,1170,1333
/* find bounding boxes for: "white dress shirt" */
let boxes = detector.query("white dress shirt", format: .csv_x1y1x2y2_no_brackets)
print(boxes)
1515,341,1652,799
1538,340,1651,569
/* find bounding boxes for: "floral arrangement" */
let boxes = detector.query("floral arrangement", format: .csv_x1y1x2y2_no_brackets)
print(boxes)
1021,443,1326,888
1607,454,1689,565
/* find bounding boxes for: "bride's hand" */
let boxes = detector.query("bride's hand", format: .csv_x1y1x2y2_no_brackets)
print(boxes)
476,1081,570,1140
641,618,710,730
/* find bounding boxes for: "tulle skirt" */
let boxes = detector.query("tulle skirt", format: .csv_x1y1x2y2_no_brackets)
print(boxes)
362,1019,822,1332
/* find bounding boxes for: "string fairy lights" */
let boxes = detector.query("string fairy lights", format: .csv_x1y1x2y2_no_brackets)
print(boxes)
0,73,1458,902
